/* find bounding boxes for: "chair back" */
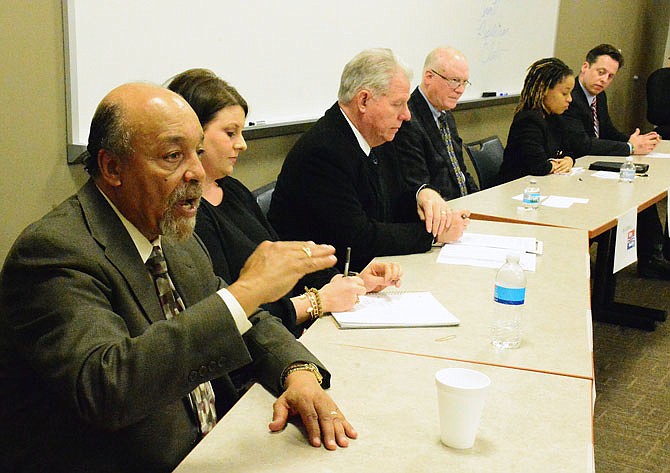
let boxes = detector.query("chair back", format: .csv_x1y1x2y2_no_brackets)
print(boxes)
252,181,276,216
465,136,504,190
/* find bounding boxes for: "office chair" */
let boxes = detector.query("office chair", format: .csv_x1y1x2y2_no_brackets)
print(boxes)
464,135,504,190
252,181,276,216
646,67,670,140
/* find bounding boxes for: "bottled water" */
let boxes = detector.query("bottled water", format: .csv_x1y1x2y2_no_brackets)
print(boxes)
619,156,636,183
522,179,540,209
491,254,526,349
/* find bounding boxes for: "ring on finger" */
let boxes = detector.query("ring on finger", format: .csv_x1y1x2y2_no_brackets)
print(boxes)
329,410,339,417
302,246,312,258
440,210,448,215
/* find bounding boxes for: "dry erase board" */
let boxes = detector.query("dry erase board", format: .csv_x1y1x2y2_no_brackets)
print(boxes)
63,0,560,160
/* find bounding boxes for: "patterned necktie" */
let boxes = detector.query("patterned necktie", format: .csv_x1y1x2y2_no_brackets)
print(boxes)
438,112,468,196
145,245,218,435
591,96,600,138
367,148,389,219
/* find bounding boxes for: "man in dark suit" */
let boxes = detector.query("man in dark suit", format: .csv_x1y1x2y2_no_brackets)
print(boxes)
394,46,478,200
561,44,669,279
268,48,470,272
0,83,356,473
646,58,670,140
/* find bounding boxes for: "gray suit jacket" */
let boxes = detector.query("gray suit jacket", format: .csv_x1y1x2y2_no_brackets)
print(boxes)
0,179,327,473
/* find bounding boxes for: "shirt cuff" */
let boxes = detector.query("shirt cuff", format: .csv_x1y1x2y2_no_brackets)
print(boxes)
217,288,252,335
415,183,429,202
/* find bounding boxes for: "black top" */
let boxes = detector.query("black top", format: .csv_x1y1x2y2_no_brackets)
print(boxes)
647,67,670,139
268,102,433,272
393,87,478,200
195,176,334,336
498,109,572,184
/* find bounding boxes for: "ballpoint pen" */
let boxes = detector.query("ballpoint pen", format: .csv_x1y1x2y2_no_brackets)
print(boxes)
343,247,351,277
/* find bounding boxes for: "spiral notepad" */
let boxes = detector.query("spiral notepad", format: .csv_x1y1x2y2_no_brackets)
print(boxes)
331,291,459,329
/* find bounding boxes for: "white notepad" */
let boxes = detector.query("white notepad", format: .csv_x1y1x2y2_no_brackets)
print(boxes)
331,292,459,329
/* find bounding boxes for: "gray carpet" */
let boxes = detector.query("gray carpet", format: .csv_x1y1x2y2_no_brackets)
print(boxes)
592,203,670,472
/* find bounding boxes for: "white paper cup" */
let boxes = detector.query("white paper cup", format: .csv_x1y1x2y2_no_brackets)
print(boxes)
435,367,491,449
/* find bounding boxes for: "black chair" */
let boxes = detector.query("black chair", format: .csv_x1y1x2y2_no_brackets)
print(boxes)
646,67,670,140
252,180,276,216
464,136,504,190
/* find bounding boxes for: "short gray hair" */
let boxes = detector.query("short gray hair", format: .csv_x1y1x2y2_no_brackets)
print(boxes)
84,101,133,177
338,48,412,104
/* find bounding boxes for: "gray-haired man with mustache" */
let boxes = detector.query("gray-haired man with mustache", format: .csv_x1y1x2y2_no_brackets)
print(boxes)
0,83,356,473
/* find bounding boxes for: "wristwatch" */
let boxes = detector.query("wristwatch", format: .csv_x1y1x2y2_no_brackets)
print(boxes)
281,361,323,389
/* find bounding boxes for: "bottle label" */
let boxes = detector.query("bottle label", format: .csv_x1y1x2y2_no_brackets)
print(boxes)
494,285,525,305
523,192,540,205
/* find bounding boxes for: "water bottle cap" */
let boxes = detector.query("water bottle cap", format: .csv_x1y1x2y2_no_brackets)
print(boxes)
506,252,520,263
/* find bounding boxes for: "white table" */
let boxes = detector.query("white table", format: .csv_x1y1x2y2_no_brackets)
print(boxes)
449,147,670,330
303,219,593,380
173,345,594,473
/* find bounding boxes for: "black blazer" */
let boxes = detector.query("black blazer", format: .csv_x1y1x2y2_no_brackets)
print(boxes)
647,67,670,139
195,176,335,337
498,109,571,184
393,87,478,200
561,83,629,157
268,102,433,272
0,180,327,473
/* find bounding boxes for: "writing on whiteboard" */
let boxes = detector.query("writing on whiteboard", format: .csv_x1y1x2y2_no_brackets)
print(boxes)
479,0,510,64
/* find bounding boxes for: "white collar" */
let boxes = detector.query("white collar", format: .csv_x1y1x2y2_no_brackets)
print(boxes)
96,185,159,263
339,106,372,156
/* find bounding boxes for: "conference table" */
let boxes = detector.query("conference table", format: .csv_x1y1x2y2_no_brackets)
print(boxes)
449,143,670,330
174,219,595,472
304,220,593,380
173,346,593,473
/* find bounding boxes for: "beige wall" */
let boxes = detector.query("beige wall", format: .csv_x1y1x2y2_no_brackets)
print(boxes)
2,0,669,262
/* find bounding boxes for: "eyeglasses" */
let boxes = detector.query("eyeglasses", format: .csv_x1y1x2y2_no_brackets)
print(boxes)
430,69,471,89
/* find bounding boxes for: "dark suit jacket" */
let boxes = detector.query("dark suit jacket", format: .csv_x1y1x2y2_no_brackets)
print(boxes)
267,102,433,272
195,176,335,337
0,179,327,473
498,110,571,184
561,84,630,157
394,87,478,200
647,67,670,139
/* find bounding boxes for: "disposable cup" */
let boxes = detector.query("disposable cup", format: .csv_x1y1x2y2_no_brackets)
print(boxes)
435,367,491,449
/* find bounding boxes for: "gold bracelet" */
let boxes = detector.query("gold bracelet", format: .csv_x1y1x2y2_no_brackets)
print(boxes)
303,290,317,321
303,287,323,321
281,361,323,389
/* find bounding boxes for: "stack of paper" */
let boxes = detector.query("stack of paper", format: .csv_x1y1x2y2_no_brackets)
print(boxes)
438,232,539,271
331,292,459,329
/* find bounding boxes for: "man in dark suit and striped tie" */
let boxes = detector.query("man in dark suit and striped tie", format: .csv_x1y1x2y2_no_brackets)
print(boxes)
561,44,670,280
394,46,479,201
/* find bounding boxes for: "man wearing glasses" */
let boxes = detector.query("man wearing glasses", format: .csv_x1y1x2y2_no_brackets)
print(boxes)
269,48,470,273
394,47,478,200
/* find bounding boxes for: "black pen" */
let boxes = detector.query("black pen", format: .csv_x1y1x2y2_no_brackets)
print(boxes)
343,247,351,277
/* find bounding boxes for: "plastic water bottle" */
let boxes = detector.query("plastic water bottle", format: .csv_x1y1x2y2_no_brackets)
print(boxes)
619,156,636,183
491,254,526,349
522,179,540,209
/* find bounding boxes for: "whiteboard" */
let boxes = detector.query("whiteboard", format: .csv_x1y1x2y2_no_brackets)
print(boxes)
64,0,559,154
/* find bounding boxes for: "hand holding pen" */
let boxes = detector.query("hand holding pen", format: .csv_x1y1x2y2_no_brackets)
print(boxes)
549,150,574,174
344,246,403,293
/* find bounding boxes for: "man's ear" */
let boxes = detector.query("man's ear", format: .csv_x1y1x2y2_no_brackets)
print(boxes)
98,149,123,187
580,61,590,75
356,89,372,113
